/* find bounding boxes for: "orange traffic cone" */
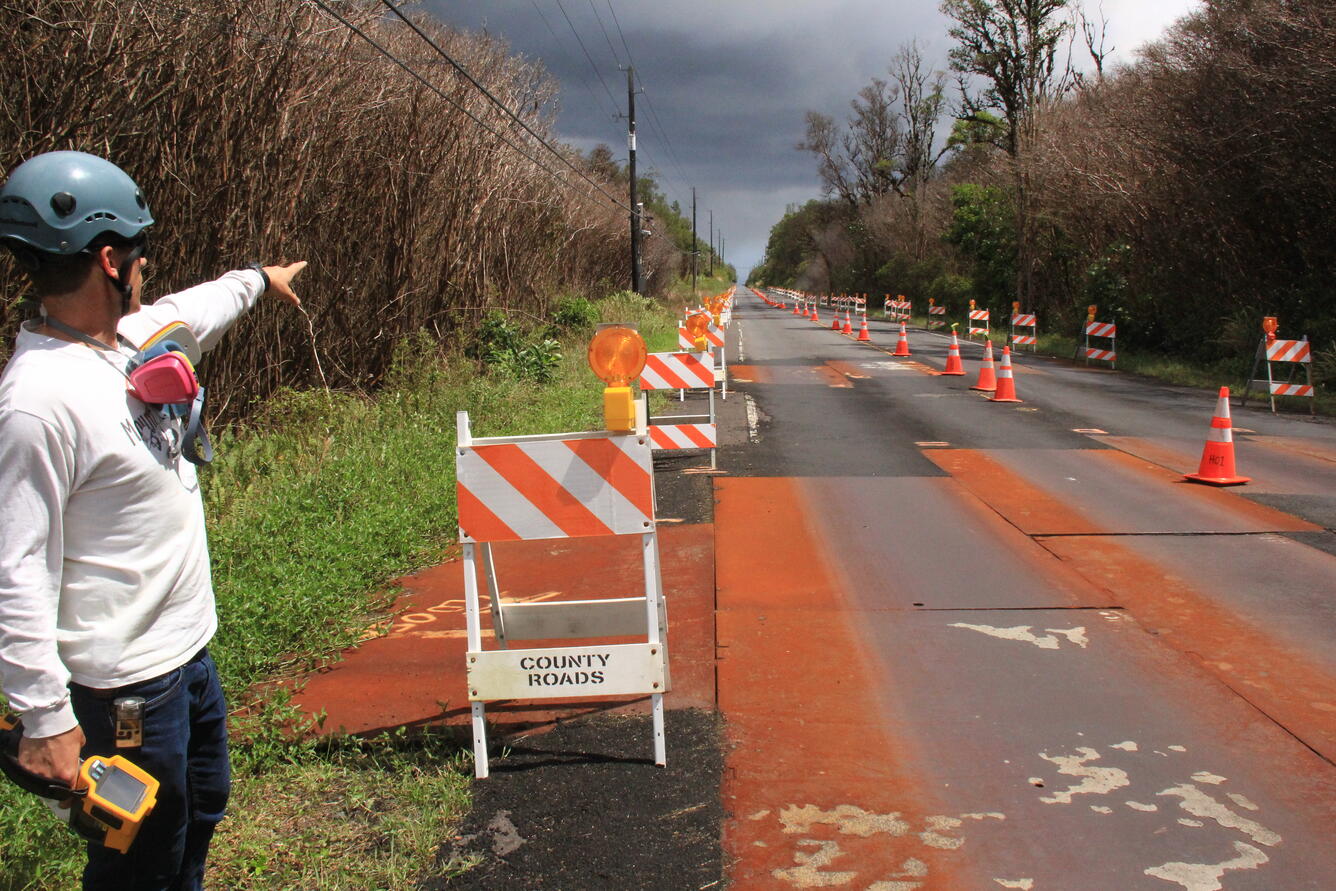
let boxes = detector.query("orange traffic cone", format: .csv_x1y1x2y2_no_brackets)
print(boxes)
970,340,997,391
812,304,821,323
989,346,1023,403
857,314,871,342
792,300,801,316
1185,387,1250,486
941,332,965,375
843,309,853,335
893,322,911,356
831,308,842,330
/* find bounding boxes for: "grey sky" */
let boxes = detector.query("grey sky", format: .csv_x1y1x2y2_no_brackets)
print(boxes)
422,1,1201,280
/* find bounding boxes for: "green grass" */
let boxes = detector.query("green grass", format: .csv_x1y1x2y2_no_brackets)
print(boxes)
0,291,681,890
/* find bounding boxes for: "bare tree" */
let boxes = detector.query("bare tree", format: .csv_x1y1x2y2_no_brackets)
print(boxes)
942,0,1073,309
798,111,860,209
890,41,950,193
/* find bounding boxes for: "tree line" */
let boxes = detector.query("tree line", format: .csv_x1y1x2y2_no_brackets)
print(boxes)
0,0,716,418
749,0,1334,381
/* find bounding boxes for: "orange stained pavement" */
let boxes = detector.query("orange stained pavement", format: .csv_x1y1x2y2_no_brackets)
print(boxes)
291,523,715,737
714,476,962,889
922,448,1336,763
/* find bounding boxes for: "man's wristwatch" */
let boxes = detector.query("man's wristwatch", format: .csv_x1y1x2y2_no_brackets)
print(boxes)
244,262,270,293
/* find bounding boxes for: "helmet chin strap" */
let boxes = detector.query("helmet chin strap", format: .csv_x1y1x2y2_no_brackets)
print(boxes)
109,242,145,316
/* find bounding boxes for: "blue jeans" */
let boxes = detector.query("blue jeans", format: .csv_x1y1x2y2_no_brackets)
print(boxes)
70,648,230,891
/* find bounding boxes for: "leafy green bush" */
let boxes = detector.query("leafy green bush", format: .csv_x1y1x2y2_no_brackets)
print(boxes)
552,295,600,333
467,312,562,382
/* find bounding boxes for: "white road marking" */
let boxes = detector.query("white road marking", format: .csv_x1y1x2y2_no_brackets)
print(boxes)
1111,741,1139,751
1127,801,1159,812
1038,747,1131,803
773,839,855,887
859,360,918,372
1227,793,1259,812
949,623,1089,650
744,394,761,443
1144,841,1269,890
994,881,1035,890
1191,771,1227,785
768,806,1005,888
1157,785,1281,846
737,323,747,362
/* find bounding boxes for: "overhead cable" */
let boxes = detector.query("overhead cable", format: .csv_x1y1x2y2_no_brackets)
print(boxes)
556,0,620,112
377,0,631,211
309,0,630,214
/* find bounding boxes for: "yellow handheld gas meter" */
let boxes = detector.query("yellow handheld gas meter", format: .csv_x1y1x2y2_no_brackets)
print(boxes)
0,713,159,853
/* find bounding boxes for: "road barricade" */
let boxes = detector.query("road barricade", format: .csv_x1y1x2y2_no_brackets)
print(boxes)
884,297,911,322
1084,320,1117,367
927,300,947,330
968,300,990,340
642,350,717,468
1241,319,1316,415
678,316,727,399
455,412,668,778
1010,307,1037,351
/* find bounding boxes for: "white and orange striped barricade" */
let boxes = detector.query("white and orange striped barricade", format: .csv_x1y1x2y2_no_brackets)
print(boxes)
678,318,727,400
639,350,718,469
968,308,991,340
896,299,912,323
1242,334,1316,415
455,412,668,778
1011,312,1038,351
1084,320,1117,368
927,301,947,330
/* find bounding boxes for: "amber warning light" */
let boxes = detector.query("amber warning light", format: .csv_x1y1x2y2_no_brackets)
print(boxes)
588,324,647,433
684,311,711,351
1262,316,1278,343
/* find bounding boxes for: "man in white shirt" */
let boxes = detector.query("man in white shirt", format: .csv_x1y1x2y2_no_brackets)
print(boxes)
0,150,305,889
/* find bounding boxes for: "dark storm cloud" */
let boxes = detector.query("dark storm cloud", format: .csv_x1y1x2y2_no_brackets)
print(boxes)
419,1,1198,276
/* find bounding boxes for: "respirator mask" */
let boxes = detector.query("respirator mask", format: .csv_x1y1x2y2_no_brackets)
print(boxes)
125,322,212,466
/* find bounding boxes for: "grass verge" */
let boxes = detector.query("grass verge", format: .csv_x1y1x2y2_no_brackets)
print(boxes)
0,290,680,890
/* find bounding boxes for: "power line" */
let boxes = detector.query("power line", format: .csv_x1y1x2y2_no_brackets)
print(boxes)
309,0,630,214
606,0,635,67
555,0,619,112
548,0,688,212
373,0,632,211
528,0,619,122
587,0,623,68
602,2,694,205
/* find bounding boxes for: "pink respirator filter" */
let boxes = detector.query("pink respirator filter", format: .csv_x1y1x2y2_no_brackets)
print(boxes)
128,352,199,405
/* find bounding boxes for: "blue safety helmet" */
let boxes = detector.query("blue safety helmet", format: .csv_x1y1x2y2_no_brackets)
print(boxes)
0,151,154,258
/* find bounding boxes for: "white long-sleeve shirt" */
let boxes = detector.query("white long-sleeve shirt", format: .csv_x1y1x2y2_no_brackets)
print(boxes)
0,269,266,737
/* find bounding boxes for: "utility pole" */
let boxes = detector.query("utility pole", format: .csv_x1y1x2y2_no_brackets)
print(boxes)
691,187,697,296
708,210,714,277
625,67,642,294
720,235,725,276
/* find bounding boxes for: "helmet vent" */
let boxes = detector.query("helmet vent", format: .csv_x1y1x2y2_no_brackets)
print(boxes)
83,211,119,222
51,192,77,216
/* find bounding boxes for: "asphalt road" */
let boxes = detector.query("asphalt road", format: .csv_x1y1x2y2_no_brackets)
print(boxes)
712,289,1336,890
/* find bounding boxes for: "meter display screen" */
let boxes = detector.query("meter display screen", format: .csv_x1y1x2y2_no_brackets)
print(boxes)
94,764,148,813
